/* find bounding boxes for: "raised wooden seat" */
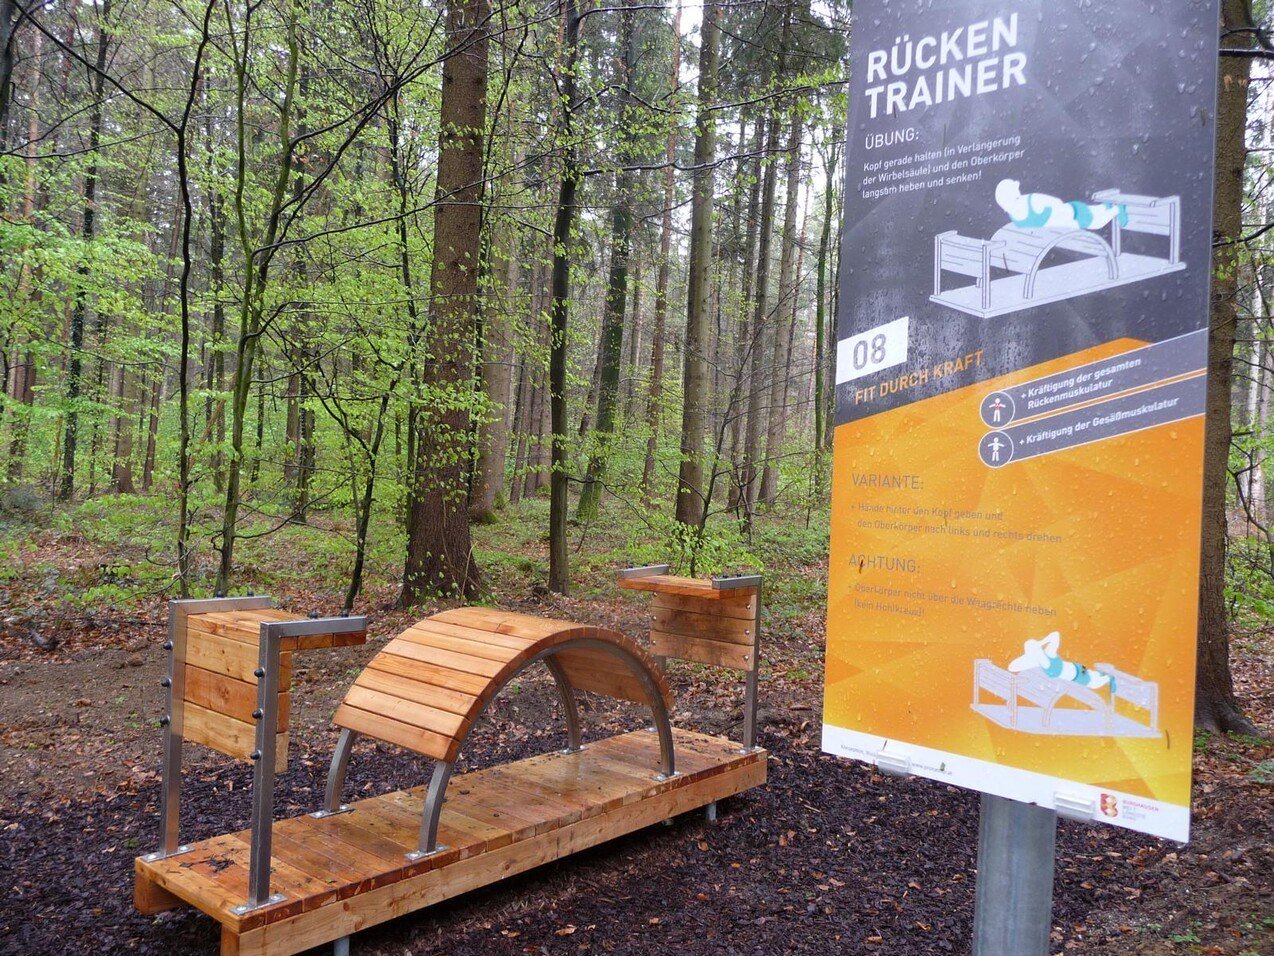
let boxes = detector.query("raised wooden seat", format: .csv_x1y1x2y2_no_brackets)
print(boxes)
322,607,680,863
331,607,672,765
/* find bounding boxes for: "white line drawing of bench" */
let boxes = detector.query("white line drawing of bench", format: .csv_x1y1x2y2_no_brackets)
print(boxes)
971,658,1161,738
932,191,1184,318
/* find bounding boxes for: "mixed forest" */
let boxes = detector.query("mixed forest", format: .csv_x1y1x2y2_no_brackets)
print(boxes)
0,1,1271,954
0,0,1270,755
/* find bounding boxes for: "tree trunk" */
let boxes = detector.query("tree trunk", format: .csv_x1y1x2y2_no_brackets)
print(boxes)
402,0,490,603
577,0,639,524
813,139,839,466
640,0,683,500
740,110,781,521
675,0,720,527
1195,0,1258,735
728,114,765,510
758,111,803,506
548,0,582,594
0,0,14,136
58,0,112,501
471,211,520,521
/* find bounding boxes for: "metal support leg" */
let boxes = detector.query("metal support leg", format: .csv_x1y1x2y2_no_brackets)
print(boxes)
973,794,1057,956
545,658,582,753
237,625,286,913
333,936,350,956
705,801,718,822
407,760,453,861
314,728,357,817
155,601,188,859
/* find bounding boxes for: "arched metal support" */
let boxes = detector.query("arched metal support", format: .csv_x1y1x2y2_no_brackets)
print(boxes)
408,760,454,860
545,657,583,753
1023,231,1118,299
315,728,358,817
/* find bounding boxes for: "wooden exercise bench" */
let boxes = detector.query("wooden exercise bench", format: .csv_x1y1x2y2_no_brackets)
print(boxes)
135,604,767,956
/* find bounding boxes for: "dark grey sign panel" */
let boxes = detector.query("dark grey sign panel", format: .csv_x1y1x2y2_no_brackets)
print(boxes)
836,0,1219,426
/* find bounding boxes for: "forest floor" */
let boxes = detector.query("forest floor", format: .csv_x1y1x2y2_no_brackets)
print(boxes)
0,493,1270,956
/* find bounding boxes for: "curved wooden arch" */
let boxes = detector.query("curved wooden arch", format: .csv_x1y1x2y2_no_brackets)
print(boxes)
322,608,676,857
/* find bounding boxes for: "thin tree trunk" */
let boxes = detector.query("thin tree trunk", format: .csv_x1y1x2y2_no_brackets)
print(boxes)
740,110,781,521
675,0,720,527
548,0,582,594
471,190,520,521
759,112,803,506
577,0,639,523
1196,0,1258,735
58,0,112,501
640,2,682,499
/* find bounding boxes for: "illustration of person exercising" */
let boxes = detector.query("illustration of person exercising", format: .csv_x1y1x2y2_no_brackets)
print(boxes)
1007,631,1115,692
995,179,1129,233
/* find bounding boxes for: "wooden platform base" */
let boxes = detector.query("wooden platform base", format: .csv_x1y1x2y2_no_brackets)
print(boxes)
135,729,766,956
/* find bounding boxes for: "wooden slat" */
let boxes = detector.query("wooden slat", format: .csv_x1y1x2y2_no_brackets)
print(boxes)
406,618,539,651
184,665,291,730
651,631,753,670
185,627,293,685
650,604,755,644
184,701,287,771
365,652,491,697
432,606,580,639
333,703,454,761
227,757,767,953
353,666,478,717
342,685,469,739
188,611,366,653
382,638,507,680
187,609,298,643
616,573,755,600
554,646,652,704
650,591,757,620
396,627,520,664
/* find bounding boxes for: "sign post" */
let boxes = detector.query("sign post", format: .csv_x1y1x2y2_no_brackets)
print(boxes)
822,0,1221,948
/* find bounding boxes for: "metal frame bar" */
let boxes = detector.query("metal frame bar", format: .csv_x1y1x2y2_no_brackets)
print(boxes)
237,614,368,914
406,761,455,861
972,794,1056,955
616,564,671,579
145,595,275,863
713,575,764,753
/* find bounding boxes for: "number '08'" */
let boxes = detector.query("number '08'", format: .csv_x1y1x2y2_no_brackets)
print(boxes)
852,334,888,370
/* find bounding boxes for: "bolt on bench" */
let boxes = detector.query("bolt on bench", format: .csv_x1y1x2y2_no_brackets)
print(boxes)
135,598,767,956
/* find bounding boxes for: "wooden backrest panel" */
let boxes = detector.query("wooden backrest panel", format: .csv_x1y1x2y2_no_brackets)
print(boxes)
182,609,296,770
647,591,759,673
335,608,672,763
554,645,652,703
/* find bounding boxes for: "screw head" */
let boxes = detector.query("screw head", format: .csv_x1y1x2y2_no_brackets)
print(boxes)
159,716,170,727
161,677,172,688
163,641,174,651
252,709,264,720
250,750,261,761
253,667,265,678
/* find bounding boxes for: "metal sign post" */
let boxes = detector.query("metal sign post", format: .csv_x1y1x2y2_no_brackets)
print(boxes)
973,795,1057,956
